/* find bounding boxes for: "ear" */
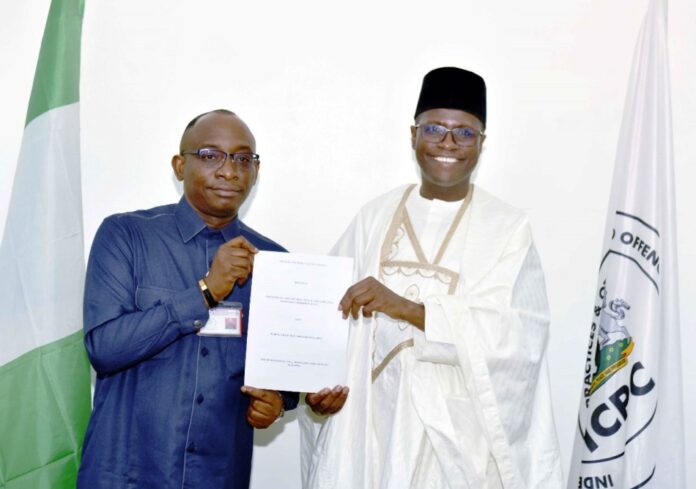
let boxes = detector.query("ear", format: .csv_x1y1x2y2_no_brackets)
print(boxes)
171,154,185,181
410,125,417,150
250,160,260,186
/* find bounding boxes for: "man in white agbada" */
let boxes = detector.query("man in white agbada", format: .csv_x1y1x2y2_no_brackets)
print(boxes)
301,67,564,488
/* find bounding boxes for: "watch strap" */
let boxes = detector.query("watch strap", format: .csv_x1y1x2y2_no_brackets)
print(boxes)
198,278,219,308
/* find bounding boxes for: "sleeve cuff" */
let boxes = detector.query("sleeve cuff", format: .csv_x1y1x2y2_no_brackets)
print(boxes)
423,295,454,344
279,390,300,411
168,287,210,332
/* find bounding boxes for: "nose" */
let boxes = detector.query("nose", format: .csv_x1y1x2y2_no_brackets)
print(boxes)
438,130,458,149
215,157,240,179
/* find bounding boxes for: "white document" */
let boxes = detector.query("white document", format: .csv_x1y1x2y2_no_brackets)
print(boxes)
244,251,354,393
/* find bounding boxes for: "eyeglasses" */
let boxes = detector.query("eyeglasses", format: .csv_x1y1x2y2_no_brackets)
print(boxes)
414,123,485,147
181,148,260,170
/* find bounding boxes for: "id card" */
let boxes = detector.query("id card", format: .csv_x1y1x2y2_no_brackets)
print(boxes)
198,301,243,337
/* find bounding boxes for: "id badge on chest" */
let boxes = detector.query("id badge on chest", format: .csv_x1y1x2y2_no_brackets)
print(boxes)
197,301,244,337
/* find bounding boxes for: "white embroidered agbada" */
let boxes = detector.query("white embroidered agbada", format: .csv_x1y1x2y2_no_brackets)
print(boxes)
300,184,563,489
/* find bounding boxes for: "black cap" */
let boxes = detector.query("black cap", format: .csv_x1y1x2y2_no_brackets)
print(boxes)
414,67,486,126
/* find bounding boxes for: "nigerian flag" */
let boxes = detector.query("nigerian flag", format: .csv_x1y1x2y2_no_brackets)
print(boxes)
0,0,91,488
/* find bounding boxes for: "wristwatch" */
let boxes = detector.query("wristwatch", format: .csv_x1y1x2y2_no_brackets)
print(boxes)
198,278,219,309
275,391,285,420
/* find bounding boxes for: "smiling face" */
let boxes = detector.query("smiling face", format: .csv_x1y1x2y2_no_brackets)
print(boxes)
411,108,485,201
171,112,259,228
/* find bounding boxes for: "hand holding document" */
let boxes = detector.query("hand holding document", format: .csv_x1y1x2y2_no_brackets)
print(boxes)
244,251,354,393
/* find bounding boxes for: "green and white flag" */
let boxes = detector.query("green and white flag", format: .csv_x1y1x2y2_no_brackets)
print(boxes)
567,0,685,487
0,1,90,488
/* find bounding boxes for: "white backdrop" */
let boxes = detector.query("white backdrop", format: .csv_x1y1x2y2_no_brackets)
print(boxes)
1,0,694,487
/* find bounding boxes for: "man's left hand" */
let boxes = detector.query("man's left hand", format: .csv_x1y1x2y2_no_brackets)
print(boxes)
241,386,284,429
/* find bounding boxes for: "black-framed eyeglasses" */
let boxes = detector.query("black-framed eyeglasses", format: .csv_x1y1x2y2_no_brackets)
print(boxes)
414,123,485,147
181,148,260,170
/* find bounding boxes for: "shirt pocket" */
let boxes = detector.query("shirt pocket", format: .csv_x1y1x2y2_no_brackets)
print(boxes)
133,285,186,364
135,284,179,310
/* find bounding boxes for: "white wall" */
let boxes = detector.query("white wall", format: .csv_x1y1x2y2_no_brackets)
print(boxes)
1,0,694,486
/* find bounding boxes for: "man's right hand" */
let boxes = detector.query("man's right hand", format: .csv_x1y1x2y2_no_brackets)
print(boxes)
205,236,258,301
306,385,349,416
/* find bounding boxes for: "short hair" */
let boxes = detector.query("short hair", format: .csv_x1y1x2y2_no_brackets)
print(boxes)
180,109,237,149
